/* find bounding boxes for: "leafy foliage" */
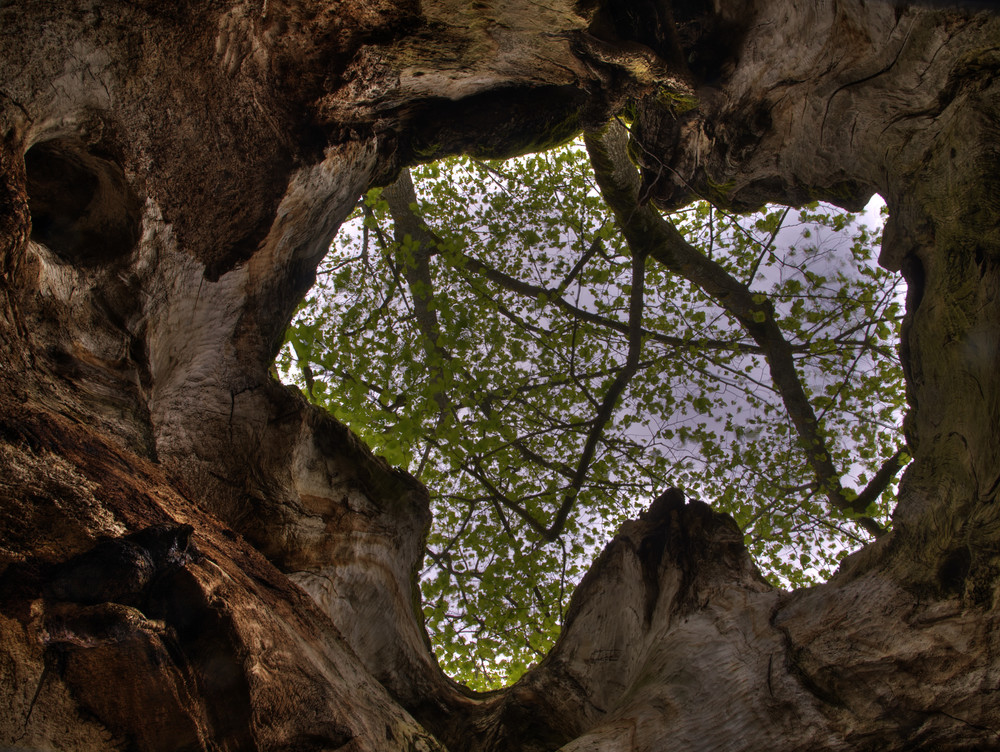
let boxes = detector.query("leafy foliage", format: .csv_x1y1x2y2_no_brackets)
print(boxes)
278,136,905,689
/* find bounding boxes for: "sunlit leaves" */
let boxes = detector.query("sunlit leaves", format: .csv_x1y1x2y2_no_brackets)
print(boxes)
279,140,904,690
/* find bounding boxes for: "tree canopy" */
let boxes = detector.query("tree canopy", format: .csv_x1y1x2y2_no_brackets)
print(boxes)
280,122,907,689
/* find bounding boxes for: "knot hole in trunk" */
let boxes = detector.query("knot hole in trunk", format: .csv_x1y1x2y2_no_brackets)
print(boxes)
24,137,141,267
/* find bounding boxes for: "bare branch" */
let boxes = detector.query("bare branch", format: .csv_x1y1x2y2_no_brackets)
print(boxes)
585,121,887,532
853,448,908,512
448,245,764,355
544,243,647,540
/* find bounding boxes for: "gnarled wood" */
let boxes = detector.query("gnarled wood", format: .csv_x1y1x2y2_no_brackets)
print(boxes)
2,1,1000,750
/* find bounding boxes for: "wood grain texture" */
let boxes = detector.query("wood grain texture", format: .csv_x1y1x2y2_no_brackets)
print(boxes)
1,1,999,749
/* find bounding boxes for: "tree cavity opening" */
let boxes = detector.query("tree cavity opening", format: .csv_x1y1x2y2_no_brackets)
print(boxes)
24,137,142,266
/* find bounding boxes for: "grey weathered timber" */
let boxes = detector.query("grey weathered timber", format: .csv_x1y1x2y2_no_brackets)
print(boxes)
1,1,999,750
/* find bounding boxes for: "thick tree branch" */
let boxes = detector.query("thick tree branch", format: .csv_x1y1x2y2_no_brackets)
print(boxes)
585,121,889,536
852,448,908,513
383,170,448,371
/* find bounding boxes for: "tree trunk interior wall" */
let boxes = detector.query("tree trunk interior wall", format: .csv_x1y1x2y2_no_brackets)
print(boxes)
1,1,999,750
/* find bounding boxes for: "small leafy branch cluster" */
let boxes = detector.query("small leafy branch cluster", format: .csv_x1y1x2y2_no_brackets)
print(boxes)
279,123,906,689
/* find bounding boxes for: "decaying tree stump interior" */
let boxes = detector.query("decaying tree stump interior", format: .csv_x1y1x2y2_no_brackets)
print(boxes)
2,1,1000,750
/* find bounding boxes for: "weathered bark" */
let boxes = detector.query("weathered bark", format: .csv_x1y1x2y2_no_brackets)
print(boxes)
1,1,999,750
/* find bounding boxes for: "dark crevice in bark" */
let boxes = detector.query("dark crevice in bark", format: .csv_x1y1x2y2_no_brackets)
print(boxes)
901,252,927,313
24,138,141,267
936,546,972,594
401,85,591,165
768,599,849,714
637,497,674,624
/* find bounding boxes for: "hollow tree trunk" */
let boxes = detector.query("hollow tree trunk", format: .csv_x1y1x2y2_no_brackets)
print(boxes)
1,1,999,750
